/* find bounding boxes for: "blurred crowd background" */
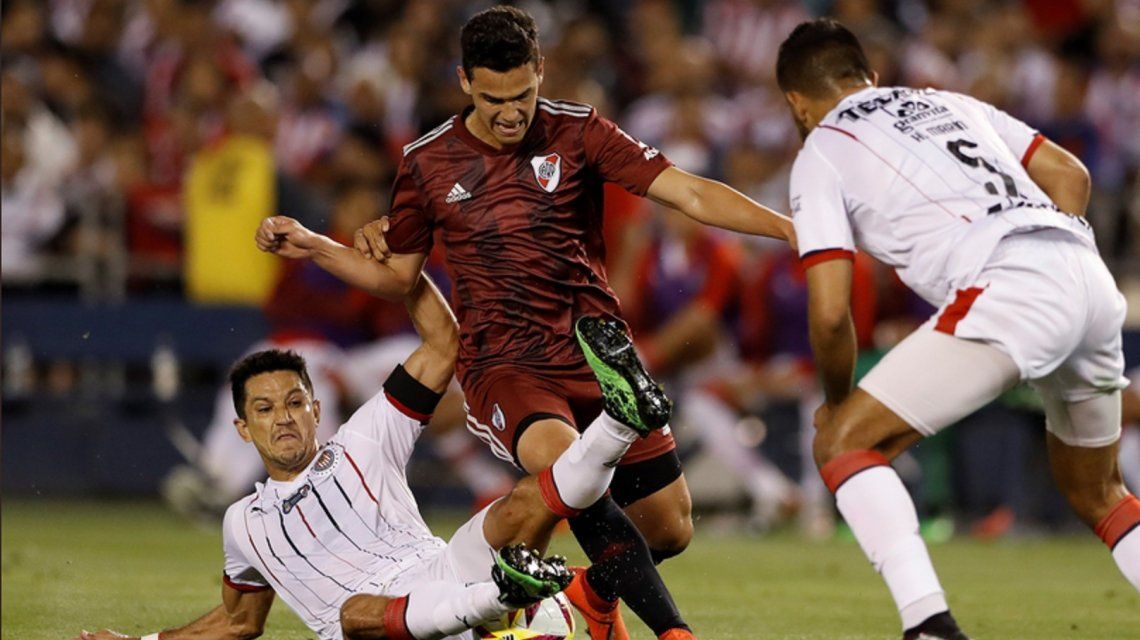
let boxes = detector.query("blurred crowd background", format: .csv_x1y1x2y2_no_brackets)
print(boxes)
3,0,1140,541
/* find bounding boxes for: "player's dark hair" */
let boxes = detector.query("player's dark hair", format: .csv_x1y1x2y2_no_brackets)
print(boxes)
460,5,539,78
230,350,314,419
776,18,873,98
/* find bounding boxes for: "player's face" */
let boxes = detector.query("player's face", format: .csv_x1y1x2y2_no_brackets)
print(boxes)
235,371,321,480
458,60,544,147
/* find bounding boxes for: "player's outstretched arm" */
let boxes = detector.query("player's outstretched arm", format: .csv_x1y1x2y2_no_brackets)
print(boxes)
255,216,427,300
645,166,797,248
1025,137,1091,217
76,585,274,640
805,258,857,410
401,274,460,393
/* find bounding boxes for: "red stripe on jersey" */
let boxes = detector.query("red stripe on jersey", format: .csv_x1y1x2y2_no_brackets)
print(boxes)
934,287,985,335
818,124,857,140
1021,133,1046,168
538,467,581,518
385,391,433,423
296,505,317,538
344,450,379,504
383,595,415,640
821,450,890,493
223,573,270,593
1095,495,1140,550
801,248,855,269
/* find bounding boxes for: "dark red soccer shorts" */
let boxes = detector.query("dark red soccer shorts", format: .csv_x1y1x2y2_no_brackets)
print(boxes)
462,364,676,470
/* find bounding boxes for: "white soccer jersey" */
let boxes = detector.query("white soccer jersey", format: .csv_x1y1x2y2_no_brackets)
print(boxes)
221,366,446,640
790,86,1096,306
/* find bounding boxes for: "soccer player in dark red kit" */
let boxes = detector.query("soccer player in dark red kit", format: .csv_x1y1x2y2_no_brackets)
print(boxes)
267,7,793,639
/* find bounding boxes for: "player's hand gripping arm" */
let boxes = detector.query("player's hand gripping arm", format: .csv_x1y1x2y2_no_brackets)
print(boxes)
255,216,427,300
1024,138,1092,217
76,584,274,640
646,167,798,249
805,259,857,409
400,274,460,393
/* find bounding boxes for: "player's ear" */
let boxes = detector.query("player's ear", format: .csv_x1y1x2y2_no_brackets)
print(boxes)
234,418,253,443
312,398,321,425
871,70,880,87
457,65,472,95
535,56,545,85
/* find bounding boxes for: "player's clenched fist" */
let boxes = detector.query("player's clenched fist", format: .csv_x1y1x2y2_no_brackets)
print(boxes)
354,216,392,262
255,216,321,260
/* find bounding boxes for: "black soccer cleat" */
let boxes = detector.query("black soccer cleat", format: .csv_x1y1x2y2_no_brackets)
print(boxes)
575,316,673,435
903,612,971,640
492,544,573,608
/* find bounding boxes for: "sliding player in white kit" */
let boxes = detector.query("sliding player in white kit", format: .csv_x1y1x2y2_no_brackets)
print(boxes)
76,226,672,639
776,19,1140,640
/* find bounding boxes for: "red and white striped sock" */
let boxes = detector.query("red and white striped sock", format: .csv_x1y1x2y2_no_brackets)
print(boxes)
1095,495,1140,590
823,450,948,630
538,413,638,517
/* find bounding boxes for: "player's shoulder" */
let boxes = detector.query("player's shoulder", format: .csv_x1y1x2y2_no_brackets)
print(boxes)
222,492,259,534
536,97,596,123
401,116,460,159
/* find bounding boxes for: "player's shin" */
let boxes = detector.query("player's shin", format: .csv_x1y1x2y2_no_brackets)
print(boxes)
388,582,510,640
569,496,690,635
1095,494,1140,590
539,413,638,516
822,451,949,631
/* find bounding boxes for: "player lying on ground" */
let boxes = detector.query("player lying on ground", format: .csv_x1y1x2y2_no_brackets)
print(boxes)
777,18,1140,640
329,9,793,640
76,272,673,639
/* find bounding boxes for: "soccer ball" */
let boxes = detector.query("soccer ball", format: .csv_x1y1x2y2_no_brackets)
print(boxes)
474,593,575,639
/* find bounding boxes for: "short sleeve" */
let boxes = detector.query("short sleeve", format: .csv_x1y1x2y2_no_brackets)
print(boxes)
222,502,270,593
340,365,442,468
790,140,856,268
385,158,434,255
583,111,674,196
952,92,1043,166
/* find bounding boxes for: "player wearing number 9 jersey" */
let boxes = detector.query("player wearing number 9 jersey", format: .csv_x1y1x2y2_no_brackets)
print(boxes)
778,18,1139,640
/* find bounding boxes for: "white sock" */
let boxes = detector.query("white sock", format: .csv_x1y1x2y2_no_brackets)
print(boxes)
1111,527,1140,590
433,429,514,497
835,466,948,630
546,412,638,511
403,581,509,639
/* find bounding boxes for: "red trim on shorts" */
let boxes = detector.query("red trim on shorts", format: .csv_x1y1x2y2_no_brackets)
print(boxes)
383,595,415,640
820,450,890,494
223,573,270,593
801,249,855,270
1095,495,1140,550
1021,133,1046,168
385,391,433,423
934,287,985,335
538,467,582,518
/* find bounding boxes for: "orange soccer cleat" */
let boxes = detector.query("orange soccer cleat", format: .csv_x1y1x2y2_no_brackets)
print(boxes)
563,567,629,640
658,628,697,640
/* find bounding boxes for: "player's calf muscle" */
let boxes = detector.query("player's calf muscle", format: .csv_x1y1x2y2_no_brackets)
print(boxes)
340,594,391,639
484,476,561,550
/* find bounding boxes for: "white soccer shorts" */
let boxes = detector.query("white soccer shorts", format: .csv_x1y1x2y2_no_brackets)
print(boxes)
859,228,1128,447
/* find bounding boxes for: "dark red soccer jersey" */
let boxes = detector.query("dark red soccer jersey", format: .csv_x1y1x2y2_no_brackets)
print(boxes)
386,98,673,382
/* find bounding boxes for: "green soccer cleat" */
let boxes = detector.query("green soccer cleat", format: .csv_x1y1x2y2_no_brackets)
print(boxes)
492,544,573,608
575,316,673,435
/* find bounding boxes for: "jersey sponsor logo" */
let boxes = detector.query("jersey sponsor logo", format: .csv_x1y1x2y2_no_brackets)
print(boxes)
492,403,506,431
530,153,563,192
445,182,472,203
310,444,341,477
282,483,311,514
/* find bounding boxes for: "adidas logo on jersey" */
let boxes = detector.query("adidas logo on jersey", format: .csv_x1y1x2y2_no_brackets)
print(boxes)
445,182,472,204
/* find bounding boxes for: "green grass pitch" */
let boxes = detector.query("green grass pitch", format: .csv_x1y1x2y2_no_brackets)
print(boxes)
2,500,1136,639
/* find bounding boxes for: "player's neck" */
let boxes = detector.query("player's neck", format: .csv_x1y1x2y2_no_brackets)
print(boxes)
464,110,504,150
265,450,318,482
